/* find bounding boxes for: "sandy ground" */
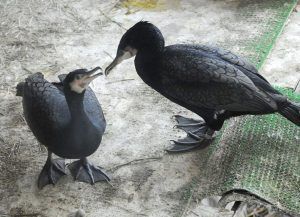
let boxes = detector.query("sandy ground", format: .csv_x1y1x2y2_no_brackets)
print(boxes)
0,0,299,216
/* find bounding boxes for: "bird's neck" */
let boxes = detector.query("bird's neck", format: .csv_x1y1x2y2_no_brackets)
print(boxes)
64,90,87,121
134,49,162,89
135,31,165,88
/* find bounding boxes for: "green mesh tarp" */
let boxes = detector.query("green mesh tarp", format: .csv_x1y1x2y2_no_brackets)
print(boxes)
178,1,300,216
202,88,300,216
221,0,298,69
241,1,299,69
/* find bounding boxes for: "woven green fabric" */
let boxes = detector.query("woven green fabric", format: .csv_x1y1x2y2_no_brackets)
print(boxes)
242,1,298,68
175,1,299,216
202,88,300,216
226,0,298,69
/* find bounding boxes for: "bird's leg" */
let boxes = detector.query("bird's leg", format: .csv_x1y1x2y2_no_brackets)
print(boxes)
68,157,110,184
37,151,66,189
167,115,215,153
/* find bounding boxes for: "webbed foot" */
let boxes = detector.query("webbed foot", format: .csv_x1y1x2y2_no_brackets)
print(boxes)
173,115,206,132
69,158,110,184
38,154,66,189
167,115,215,153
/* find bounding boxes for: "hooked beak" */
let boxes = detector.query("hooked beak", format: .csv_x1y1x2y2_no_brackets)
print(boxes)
81,66,103,84
105,48,137,76
105,54,121,76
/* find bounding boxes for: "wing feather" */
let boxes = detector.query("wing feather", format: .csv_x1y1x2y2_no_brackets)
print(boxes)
160,46,277,112
173,44,281,95
22,73,70,145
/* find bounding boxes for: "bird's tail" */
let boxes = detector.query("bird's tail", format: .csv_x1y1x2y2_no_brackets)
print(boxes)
278,100,300,126
16,82,25,97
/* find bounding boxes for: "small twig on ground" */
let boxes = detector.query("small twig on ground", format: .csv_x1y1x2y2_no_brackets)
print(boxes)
8,142,17,158
108,157,162,172
17,214,40,217
22,67,33,74
0,136,5,143
105,179,116,189
181,190,195,217
104,200,147,216
247,206,268,217
19,114,26,123
0,213,40,217
108,0,121,12
294,78,300,93
190,210,199,216
106,79,135,84
103,51,114,60
98,8,127,30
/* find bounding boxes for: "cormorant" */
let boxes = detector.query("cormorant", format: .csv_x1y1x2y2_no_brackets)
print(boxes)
16,67,110,188
105,21,300,153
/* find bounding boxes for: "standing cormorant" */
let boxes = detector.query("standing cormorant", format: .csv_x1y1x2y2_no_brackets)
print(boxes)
105,21,300,153
16,67,110,188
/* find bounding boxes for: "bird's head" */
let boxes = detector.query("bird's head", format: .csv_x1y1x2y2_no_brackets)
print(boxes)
105,21,164,76
64,67,102,94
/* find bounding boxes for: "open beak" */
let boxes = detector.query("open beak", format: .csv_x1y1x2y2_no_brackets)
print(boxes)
82,66,103,84
105,48,136,76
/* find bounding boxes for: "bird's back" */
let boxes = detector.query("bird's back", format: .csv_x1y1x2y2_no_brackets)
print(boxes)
153,44,280,114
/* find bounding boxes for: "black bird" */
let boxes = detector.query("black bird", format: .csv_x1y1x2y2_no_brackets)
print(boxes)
16,67,110,188
105,21,300,153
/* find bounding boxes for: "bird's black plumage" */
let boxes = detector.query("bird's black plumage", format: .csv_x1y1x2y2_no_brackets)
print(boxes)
17,68,109,188
105,21,300,152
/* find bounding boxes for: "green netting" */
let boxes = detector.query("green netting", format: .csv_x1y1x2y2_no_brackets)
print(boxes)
201,88,300,216
179,1,300,216
241,0,298,68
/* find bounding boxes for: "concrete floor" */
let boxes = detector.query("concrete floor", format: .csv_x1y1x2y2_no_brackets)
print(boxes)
0,0,299,216
261,9,300,90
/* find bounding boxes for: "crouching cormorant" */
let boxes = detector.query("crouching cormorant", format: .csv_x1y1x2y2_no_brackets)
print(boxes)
105,21,300,153
16,67,110,188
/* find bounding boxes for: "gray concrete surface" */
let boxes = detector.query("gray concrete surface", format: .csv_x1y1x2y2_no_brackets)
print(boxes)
261,9,300,89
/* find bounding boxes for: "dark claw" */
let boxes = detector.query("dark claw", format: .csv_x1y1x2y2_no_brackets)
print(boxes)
187,131,213,140
173,115,206,133
175,123,206,132
38,158,66,189
190,126,207,133
85,162,95,184
187,131,202,140
174,115,204,125
167,139,212,153
167,144,204,152
168,114,215,153
69,158,110,184
176,123,205,127
170,139,204,146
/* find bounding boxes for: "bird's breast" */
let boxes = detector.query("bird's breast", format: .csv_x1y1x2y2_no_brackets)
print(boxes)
49,121,102,159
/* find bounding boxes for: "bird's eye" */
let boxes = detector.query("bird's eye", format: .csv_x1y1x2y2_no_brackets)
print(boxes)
75,75,81,80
